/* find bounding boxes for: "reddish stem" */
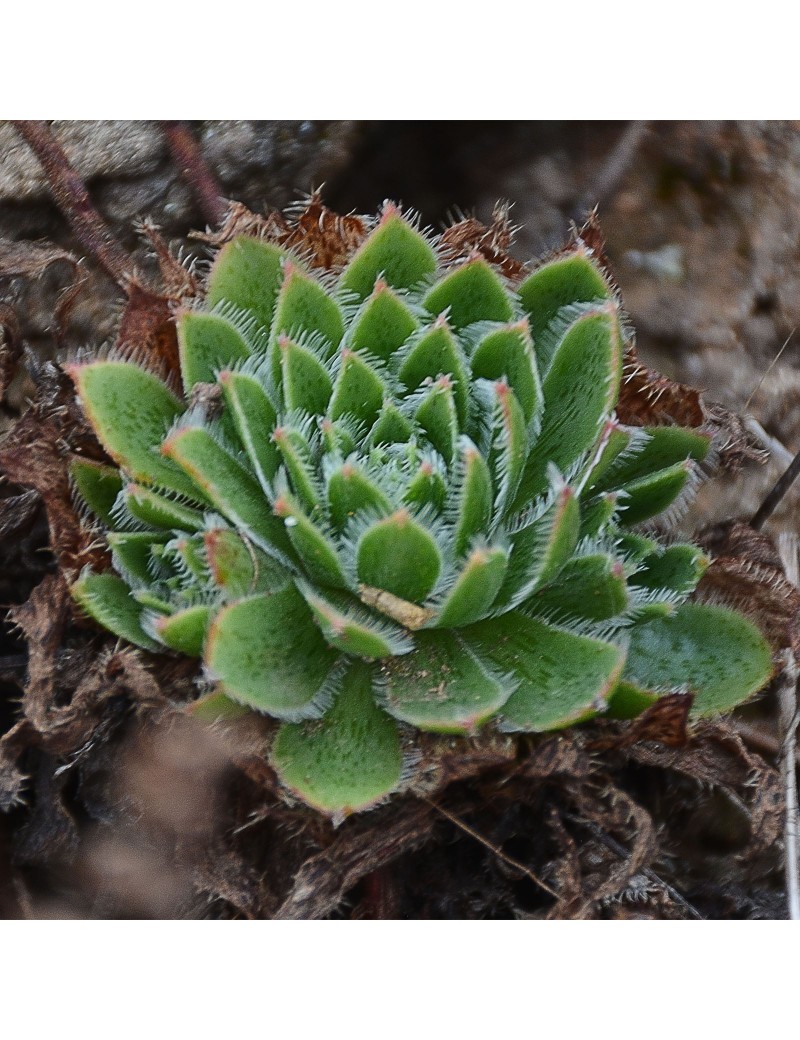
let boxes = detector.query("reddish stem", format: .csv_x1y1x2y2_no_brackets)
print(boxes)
161,121,226,227
11,120,138,291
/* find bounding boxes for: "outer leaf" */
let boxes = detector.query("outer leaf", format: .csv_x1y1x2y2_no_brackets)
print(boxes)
623,603,773,717
177,311,250,391
206,236,285,333
617,461,693,526
206,589,339,719
339,208,437,298
107,531,169,584
465,612,625,731
70,459,123,527
424,258,513,328
512,305,622,509
518,249,612,370
121,484,206,533
379,630,510,733
68,362,198,499
72,572,159,651
594,426,710,493
272,661,404,815
633,544,709,597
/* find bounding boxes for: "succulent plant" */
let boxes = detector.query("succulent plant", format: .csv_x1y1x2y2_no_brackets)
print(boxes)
67,201,773,816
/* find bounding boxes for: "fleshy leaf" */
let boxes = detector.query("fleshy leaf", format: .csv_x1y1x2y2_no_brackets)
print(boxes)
107,531,169,585
205,528,289,598
594,426,710,493
329,349,387,430
277,336,333,416
272,661,404,815
206,588,339,719
218,370,280,493
450,437,493,558
633,544,709,597
206,236,285,333
339,208,436,299
396,319,468,426
72,572,159,651
298,581,414,659
495,485,580,609
121,483,206,533
163,426,295,563
177,312,250,391
512,305,622,509
617,461,693,526
356,509,442,603
326,459,391,532
424,257,513,329
412,376,459,466
274,494,349,589
369,400,414,447
469,320,542,426
379,630,509,733
433,545,509,627
518,249,612,371
466,612,624,731
270,263,343,366
70,458,123,527
347,282,418,361
153,604,211,657
68,362,198,499
623,604,773,717
527,553,629,622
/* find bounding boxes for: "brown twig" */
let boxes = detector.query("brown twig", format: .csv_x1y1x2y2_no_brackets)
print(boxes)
577,819,704,920
751,449,800,530
424,797,558,898
161,121,226,228
11,121,138,291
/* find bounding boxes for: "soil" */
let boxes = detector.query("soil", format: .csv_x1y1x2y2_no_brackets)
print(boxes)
1,120,798,919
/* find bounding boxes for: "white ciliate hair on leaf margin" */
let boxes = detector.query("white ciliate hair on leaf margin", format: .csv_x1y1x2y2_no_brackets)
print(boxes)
205,299,271,354
165,408,254,475
294,577,415,656
534,299,614,378
637,461,704,533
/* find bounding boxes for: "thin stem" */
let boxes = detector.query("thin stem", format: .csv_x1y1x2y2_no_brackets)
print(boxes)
161,122,226,227
751,447,800,530
423,797,557,898
576,120,650,217
11,120,137,291
776,534,800,920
